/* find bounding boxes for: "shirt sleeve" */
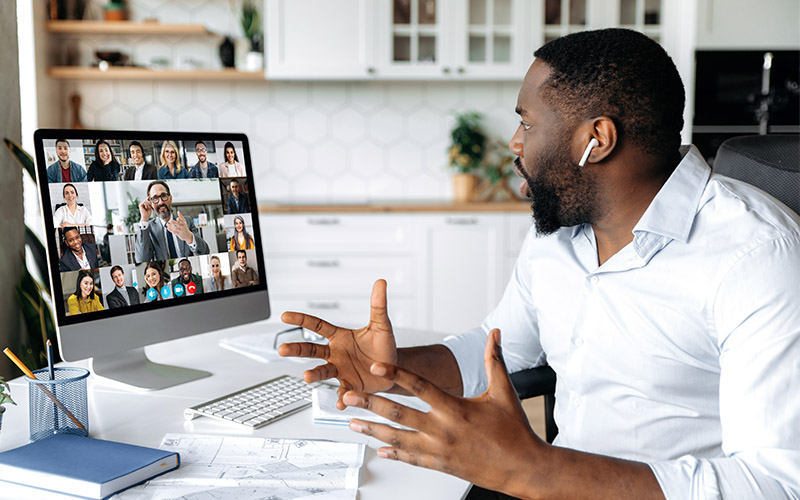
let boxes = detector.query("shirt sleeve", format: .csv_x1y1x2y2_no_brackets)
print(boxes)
649,235,800,499
443,229,545,398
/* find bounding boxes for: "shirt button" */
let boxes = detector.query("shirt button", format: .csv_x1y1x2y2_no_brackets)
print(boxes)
590,276,599,284
574,338,584,347
573,397,582,406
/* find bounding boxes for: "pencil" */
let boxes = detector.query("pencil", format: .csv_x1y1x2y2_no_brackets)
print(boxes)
3,347,86,431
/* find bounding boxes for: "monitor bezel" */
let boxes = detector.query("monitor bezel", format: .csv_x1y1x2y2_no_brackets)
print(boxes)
33,129,270,349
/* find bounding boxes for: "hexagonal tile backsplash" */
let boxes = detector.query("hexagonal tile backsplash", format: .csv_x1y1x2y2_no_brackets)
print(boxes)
57,0,521,203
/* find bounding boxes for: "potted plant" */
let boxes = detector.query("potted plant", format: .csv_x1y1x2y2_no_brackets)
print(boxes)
239,0,263,71
448,111,486,202
0,377,16,432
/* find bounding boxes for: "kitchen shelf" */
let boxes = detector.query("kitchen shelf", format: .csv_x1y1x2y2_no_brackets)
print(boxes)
48,67,266,81
46,20,214,35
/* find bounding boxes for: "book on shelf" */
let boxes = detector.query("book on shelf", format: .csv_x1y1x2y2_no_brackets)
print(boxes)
0,433,180,499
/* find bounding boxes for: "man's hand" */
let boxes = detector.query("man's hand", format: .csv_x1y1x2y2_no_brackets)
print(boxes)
342,329,547,496
167,211,194,244
279,279,399,410
138,198,153,223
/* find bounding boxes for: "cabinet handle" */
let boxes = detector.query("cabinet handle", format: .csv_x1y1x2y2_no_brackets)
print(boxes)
457,67,465,74
367,67,376,74
442,67,451,74
307,301,340,310
445,216,478,225
307,217,340,226
306,259,340,268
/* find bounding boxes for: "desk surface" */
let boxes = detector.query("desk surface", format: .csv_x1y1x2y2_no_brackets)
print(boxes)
0,321,470,499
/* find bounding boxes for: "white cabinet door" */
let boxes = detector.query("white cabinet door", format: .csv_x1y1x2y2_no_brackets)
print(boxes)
428,214,504,334
695,0,800,49
266,0,376,79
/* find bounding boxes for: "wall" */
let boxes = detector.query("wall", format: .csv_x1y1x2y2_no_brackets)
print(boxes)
0,1,25,378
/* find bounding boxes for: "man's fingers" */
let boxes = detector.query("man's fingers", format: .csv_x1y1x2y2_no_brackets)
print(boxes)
369,279,390,325
343,391,428,431
348,419,422,455
278,341,331,360
376,447,443,472
303,362,337,383
369,363,450,408
281,311,342,339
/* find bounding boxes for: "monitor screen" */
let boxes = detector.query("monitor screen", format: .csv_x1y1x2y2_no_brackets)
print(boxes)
34,130,271,390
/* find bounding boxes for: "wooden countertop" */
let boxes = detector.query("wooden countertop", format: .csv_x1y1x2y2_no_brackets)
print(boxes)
257,201,531,213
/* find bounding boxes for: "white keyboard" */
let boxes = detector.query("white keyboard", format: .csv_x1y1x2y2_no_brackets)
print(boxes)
184,375,322,428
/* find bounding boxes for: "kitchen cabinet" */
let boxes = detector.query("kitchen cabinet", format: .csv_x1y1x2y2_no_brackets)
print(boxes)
695,0,800,49
258,211,531,336
266,0,377,79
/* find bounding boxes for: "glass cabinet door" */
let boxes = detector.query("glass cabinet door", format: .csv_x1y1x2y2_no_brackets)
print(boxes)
543,0,587,44
388,0,444,72
618,0,662,42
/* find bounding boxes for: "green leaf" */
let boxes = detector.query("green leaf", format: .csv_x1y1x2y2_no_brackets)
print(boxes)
25,225,50,291
3,137,37,184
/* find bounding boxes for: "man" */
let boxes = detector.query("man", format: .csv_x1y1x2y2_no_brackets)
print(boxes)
226,179,250,214
232,250,258,287
135,180,209,262
170,258,204,296
46,139,87,183
188,141,219,179
58,227,99,272
123,141,157,181
106,265,140,309
278,29,800,499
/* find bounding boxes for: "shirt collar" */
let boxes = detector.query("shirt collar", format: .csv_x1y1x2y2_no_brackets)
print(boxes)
570,146,711,259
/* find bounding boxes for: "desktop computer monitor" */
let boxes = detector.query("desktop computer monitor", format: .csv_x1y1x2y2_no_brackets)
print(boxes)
33,129,271,391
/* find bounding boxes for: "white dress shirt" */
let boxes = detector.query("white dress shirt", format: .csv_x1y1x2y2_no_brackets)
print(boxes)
134,162,144,181
53,204,92,226
443,146,800,499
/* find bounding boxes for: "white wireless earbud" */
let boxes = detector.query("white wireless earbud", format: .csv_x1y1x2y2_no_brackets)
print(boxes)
578,138,599,167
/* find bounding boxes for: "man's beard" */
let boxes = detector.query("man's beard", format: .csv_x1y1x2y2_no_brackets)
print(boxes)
516,144,599,236
157,205,171,221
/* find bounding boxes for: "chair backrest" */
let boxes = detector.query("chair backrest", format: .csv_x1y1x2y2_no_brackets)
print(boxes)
712,134,800,216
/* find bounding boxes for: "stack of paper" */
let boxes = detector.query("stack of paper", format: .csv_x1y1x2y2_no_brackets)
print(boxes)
219,326,325,363
312,384,430,428
118,434,365,500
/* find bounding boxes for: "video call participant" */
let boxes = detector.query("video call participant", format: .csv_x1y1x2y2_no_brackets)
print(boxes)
135,181,210,262
140,261,169,302
229,215,255,250
46,139,87,183
204,255,227,292
170,258,204,296
278,29,800,499
226,179,250,214
232,250,258,288
219,142,245,178
123,141,157,181
86,140,120,182
188,141,219,179
53,183,92,228
157,140,188,180
59,227,99,272
106,265,140,309
68,270,104,315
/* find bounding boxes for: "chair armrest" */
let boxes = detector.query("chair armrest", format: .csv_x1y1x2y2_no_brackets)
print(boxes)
510,365,556,400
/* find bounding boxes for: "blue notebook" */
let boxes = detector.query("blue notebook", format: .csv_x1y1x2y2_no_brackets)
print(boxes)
0,433,180,499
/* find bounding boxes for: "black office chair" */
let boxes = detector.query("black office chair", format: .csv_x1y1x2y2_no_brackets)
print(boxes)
510,134,800,445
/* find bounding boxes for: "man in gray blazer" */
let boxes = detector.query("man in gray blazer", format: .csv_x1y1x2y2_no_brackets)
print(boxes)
135,181,209,262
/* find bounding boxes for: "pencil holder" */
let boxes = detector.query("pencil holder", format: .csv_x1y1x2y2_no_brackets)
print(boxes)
28,367,90,442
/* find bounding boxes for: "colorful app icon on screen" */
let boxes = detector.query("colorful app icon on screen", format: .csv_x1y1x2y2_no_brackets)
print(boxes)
147,288,158,301
173,283,185,297
187,282,196,295
161,285,171,299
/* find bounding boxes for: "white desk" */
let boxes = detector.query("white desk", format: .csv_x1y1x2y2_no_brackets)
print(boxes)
0,321,470,499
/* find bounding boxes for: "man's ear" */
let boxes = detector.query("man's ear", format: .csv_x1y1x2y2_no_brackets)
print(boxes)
579,116,617,166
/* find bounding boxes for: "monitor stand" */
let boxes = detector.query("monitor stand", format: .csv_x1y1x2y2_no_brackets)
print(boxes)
90,347,211,391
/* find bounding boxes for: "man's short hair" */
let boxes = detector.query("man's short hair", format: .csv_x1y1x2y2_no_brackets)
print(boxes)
179,258,190,266
237,250,247,257
195,141,206,148
55,139,70,148
63,226,79,236
129,141,144,153
146,180,171,196
110,265,124,276
533,28,684,160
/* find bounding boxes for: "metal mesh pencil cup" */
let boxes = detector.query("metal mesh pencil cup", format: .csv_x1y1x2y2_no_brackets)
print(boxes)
28,367,89,441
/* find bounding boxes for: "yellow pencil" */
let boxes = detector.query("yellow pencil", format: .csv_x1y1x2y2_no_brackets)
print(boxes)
3,347,86,432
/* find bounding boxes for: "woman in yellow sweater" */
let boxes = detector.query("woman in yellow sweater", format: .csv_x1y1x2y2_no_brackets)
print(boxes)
67,270,104,315
229,215,255,250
